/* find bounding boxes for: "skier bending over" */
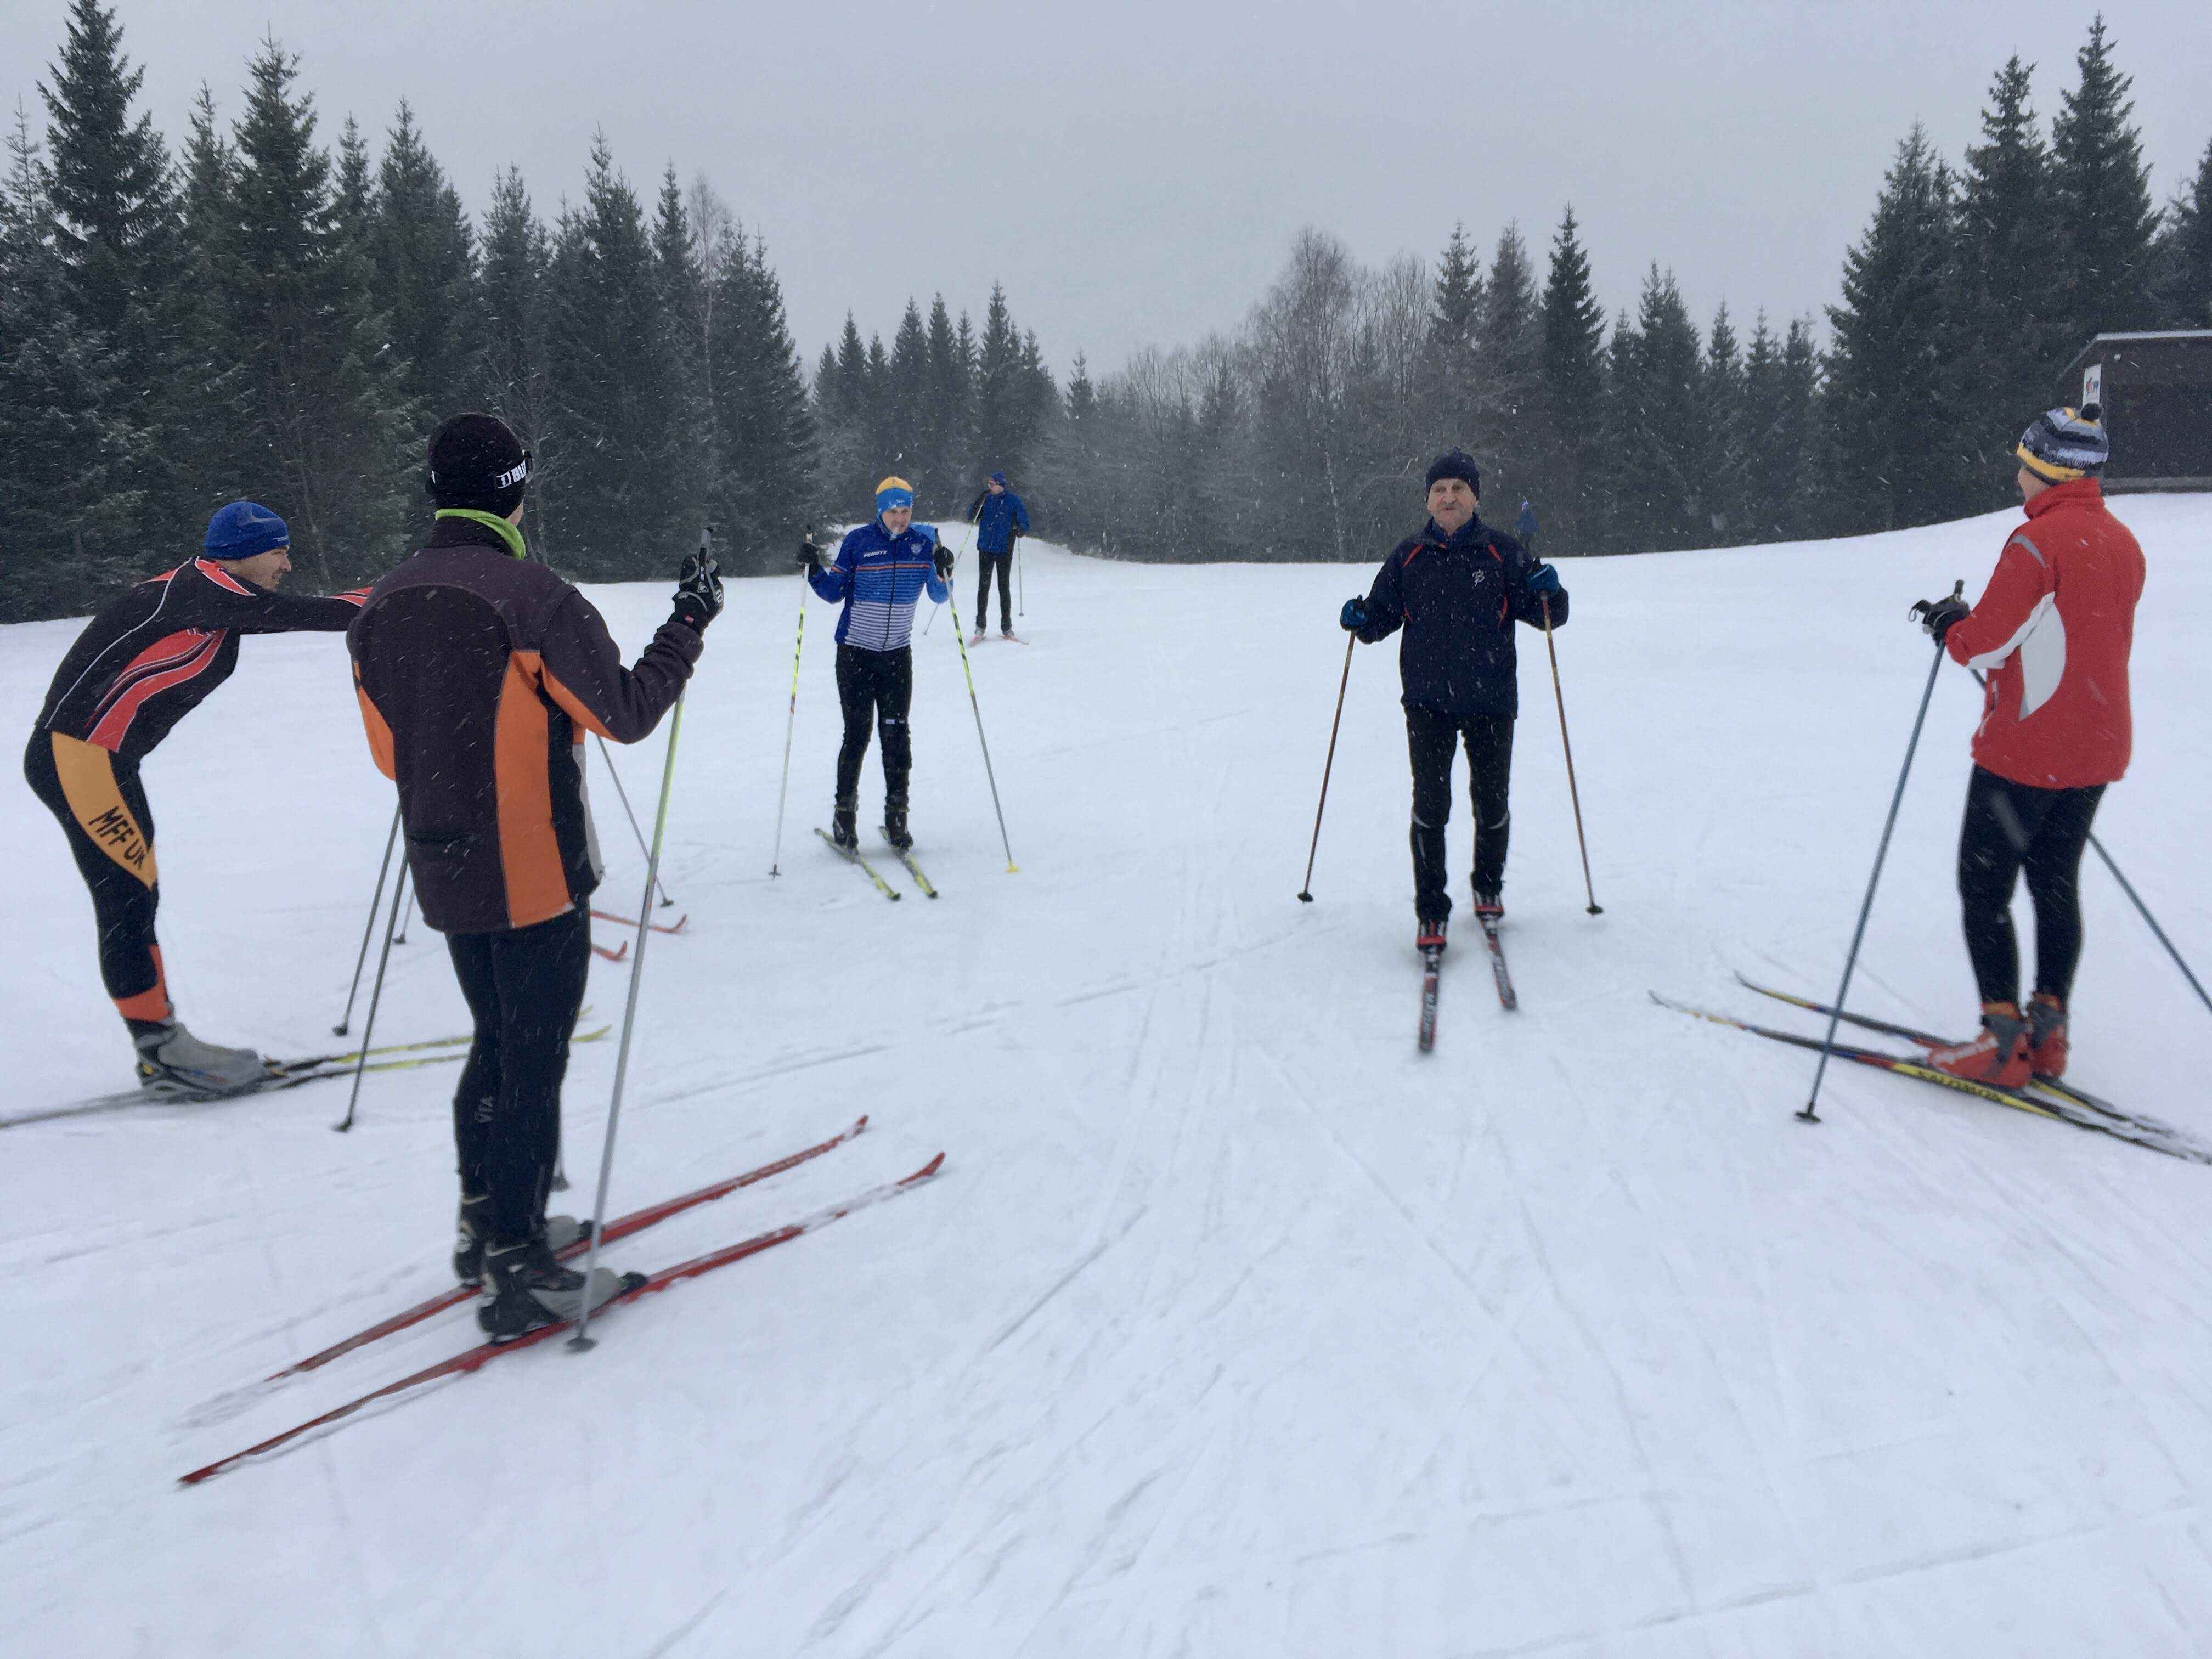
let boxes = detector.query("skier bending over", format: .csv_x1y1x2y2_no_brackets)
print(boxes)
964,470,1030,641
1339,448,1567,953
1911,403,2142,1088
348,413,720,1339
24,502,365,1096
802,476,952,852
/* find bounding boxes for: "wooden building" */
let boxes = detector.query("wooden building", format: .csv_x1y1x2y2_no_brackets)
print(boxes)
2057,330,2212,493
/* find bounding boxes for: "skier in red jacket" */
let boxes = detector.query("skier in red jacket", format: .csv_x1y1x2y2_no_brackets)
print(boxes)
1910,403,2143,1086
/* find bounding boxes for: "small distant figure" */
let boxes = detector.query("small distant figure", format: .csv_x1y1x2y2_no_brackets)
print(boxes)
1514,499,1538,555
965,471,1030,641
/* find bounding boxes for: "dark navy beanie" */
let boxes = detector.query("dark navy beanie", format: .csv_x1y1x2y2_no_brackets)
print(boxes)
427,411,530,515
1425,449,1481,496
204,500,290,560
990,470,1008,486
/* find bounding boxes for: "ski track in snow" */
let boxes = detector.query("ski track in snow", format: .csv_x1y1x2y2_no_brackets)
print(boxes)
4,507,2212,1655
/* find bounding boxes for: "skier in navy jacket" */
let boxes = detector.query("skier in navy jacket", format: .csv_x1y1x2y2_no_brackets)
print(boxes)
801,476,951,851
963,471,1030,640
1341,449,1567,947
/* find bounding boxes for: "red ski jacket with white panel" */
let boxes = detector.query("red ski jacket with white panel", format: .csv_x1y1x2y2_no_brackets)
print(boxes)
1945,477,2144,791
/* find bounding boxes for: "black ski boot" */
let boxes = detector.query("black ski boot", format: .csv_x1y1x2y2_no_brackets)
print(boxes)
831,797,859,850
453,1195,594,1285
477,1229,633,1340
882,796,913,851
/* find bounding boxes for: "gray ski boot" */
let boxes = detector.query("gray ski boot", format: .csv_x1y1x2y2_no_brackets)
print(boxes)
133,1020,269,1098
453,1195,594,1285
477,1229,636,1340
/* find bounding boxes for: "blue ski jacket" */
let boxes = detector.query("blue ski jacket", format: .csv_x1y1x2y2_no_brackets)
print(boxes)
1354,516,1567,718
965,487,1031,555
808,518,951,651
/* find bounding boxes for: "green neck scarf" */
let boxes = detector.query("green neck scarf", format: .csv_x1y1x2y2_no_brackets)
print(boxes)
435,507,527,560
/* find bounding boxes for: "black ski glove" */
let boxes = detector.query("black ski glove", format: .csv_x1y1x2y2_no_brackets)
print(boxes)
1911,593,1969,646
672,549,724,634
933,545,955,579
797,531,823,572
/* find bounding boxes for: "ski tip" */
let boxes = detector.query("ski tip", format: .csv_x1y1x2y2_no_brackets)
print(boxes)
854,1113,870,1132
907,1152,947,1181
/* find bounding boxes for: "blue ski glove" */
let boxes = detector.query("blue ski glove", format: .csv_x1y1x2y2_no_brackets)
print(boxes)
1526,562,1564,598
1340,596,1368,632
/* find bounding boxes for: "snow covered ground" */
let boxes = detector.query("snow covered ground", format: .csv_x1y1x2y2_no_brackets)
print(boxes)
4,499,2210,1656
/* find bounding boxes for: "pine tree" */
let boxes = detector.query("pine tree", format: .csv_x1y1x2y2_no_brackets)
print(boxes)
1824,126,1972,532
478,166,551,500
36,0,199,555
648,165,710,537
1606,266,1703,551
1701,302,1748,542
923,294,972,508
371,101,480,449
217,38,414,585
974,282,1025,475
2152,136,2212,327
2052,16,2160,345
886,296,929,486
541,134,684,577
1537,206,1607,552
1740,313,1816,543
702,229,814,569
1476,221,1541,491
1426,223,1483,444
0,109,142,616
1958,57,2061,455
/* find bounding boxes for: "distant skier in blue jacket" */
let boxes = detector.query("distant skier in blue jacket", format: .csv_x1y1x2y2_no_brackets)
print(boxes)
800,476,951,850
1340,449,1567,948
1514,499,1538,555
963,471,1030,640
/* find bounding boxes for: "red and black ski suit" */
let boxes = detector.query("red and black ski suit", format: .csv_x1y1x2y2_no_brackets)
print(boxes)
1943,478,2144,1006
24,558,365,1026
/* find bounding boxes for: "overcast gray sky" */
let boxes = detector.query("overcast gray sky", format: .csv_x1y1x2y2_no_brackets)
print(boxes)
9,1,2210,377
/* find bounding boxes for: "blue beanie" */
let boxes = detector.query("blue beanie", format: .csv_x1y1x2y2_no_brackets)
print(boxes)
204,500,290,560
990,470,1008,486
876,476,915,515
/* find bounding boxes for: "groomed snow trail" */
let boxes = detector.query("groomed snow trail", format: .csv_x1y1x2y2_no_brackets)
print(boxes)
3,505,2209,1656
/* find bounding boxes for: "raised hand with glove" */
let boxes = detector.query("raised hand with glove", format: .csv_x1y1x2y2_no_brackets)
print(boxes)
796,531,823,573
1526,562,1564,599
672,534,724,634
1340,596,1368,633
934,543,955,580
1910,582,1968,646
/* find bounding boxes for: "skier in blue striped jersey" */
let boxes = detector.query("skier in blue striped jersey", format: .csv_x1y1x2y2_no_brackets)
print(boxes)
801,477,952,850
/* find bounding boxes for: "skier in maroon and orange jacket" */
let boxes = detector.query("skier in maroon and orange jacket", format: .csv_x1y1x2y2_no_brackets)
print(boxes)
1911,403,2144,1087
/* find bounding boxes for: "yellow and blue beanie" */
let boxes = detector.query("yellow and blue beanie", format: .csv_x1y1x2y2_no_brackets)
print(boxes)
203,500,290,560
876,476,915,514
2016,403,2107,483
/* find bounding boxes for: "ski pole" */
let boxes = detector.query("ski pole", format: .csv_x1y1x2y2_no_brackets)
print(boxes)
769,554,810,877
1964,669,2211,1018
571,693,685,1351
335,803,402,1034
334,863,411,1132
393,880,415,945
595,735,675,908
949,612,1018,872
1541,595,1602,915
924,522,977,637
1297,633,1357,902
1800,582,1959,1125
1017,535,1025,618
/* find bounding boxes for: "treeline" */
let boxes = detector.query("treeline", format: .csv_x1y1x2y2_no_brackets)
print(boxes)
1034,18,2212,561
1,2,821,618
6,10,2212,623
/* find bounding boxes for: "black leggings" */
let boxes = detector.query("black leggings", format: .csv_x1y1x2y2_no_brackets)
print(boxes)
447,904,591,1248
834,643,913,808
1957,765,2105,1007
975,550,1013,631
1405,706,1515,918
24,730,170,1023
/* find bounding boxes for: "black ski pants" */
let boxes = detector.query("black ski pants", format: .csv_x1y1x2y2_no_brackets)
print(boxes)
834,642,913,809
974,550,1013,633
1406,706,1514,920
447,902,591,1249
24,730,171,1025
1957,765,2105,1008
